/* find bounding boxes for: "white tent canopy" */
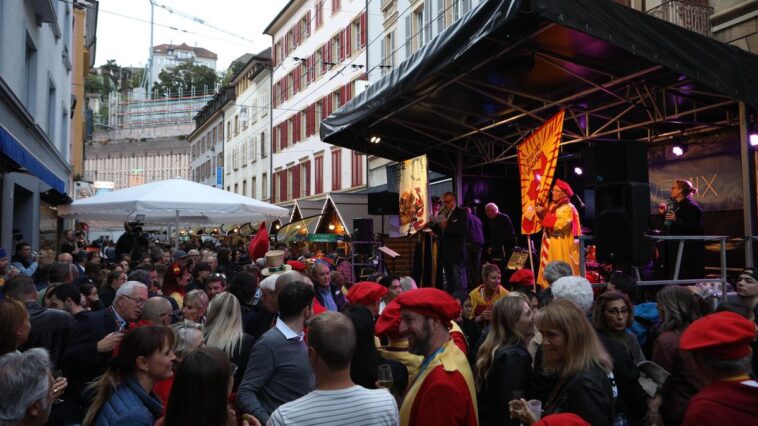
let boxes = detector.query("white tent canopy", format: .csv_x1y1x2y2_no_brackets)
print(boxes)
59,178,289,225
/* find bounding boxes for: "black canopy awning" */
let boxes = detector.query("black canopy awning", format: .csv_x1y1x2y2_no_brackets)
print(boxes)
321,0,758,173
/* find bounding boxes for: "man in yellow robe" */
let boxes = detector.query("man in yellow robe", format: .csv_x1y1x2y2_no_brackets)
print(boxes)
536,179,582,287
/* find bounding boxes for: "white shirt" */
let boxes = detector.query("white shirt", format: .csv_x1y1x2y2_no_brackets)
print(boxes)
267,385,398,426
275,317,304,341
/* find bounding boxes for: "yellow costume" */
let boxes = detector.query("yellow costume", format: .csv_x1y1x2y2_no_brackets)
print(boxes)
537,200,582,286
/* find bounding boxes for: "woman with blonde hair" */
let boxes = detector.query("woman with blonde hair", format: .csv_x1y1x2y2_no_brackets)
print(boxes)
181,289,209,324
510,299,614,426
203,292,254,391
83,325,175,426
475,296,535,426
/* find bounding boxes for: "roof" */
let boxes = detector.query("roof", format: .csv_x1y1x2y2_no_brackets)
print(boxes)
263,0,304,35
230,48,272,85
153,43,218,60
320,0,758,174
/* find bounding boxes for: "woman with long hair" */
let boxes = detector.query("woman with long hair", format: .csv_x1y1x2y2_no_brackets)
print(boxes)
83,325,175,426
652,286,706,425
163,261,192,308
0,298,31,356
511,299,614,426
593,291,648,425
343,305,408,399
203,292,254,391
475,296,535,426
228,271,259,335
161,347,234,426
216,247,239,283
665,179,704,279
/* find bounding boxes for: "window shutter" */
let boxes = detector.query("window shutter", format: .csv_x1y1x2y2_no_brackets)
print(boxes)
293,165,301,199
361,12,367,47
306,11,311,36
437,0,445,33
282,121,288,150
345,27,351,57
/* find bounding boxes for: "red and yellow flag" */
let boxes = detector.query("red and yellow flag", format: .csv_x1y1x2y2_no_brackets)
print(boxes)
518,110,565,235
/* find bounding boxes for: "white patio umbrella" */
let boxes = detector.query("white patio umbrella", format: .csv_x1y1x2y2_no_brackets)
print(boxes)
59,178,288,246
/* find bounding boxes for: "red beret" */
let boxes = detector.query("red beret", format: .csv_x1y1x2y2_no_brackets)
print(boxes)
535,413,590,426
680,311,756,360
376,299,402,338
394,288,461,323
554,179,574,197
347,282,388,306
509,269,535,286
286,260,307,273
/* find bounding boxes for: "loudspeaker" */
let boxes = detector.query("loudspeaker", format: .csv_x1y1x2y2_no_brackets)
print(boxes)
352,218,374,242
368,191,399,215
583,142,649,186
595,182,651,264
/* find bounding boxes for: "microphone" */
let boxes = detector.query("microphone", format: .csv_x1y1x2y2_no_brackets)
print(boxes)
573,194,586,208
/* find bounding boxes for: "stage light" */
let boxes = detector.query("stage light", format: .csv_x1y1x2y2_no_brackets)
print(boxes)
750,133,758,147
369,136,381,144
672,145,685,156
328,224,336,230
573,167,583,175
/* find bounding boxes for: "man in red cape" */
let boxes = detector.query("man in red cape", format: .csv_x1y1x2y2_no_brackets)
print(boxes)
248,221,269,261
396,288,478,426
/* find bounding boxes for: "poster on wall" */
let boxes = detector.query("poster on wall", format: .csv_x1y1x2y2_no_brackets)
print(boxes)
395,155,429,237
648,137,743,212
517,110,565,234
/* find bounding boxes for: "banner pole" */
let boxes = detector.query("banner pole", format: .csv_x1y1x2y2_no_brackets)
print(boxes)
528,234,536,292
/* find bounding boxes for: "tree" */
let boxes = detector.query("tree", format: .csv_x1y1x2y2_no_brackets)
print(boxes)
85,74,104,94
152,62,218,97
220,60,245,87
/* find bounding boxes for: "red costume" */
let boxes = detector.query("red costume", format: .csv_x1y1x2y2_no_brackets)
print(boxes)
247,222,269,260
682,379,758,425
395,288,479,426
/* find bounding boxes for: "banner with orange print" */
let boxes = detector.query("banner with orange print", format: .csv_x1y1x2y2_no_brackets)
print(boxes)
518,110,565,235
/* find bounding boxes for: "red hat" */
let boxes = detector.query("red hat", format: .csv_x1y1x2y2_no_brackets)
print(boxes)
394,288,461,323
680,311,756,360
375,299,402,338
286,260,307,273
347,282,388,306
554,179,574,197
535,413,590,426
509,269,535,286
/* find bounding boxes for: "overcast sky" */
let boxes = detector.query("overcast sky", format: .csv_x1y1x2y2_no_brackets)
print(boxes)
95,0,290,71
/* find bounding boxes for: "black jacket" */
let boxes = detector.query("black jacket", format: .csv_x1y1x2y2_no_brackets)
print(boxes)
61,307,121,422
433,207,470,261
484,213,516,259
543,364,614,426
19,301,77,369
597,330,648,426
478,345,532,426
666,197,705,279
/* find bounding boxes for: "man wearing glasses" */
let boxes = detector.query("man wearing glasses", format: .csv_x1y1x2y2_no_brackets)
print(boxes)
62,282,148,424
431,192,470,301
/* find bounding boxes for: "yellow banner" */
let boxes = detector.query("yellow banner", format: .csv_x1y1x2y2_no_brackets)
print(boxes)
518,110,565,235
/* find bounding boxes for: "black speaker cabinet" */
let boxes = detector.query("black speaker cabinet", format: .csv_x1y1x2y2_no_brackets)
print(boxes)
595,182,651,264
583,141,649,186
368,191,399,215
352,218,374,242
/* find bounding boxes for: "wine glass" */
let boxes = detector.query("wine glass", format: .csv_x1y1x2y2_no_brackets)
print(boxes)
52,370,65,405
377,364,394,390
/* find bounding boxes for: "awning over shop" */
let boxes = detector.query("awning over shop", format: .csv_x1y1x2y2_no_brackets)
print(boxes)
321,0,758,174
276,214,322,244
0,126,66,193
314,193,384,237
289,199,325,234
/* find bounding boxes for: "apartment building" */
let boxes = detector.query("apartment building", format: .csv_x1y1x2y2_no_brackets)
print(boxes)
223,49,272,201
188,86,234,188
150,42,218,89
0,0,91,250
265,0,369,206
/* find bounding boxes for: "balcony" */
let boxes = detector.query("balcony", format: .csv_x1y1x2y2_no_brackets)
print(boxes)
647,1,713,37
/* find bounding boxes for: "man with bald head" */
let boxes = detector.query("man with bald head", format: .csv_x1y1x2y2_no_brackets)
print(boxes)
141,297,173,326
57,253,73,264
483,202,515,267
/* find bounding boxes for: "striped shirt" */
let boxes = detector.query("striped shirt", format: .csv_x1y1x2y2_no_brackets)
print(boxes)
267,385,398,426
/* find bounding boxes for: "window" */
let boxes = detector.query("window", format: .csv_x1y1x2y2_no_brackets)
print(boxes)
351,151,364,186
413,6,425,52
316,1,324,29
24,33,38,113
332,90,341,111
287,168,293,200
331,149,342,191
252,176,257,199
234,183,239,194
227,121,231,140
241,142,248,167
47,79,56,140
301,113,307,140
332,0,341,14
262,173,268,199
234,115,239,135
260,131,267,158
332,35,340,63
315,156,324,194
381,31,395,75
301,160,311,197
352,19,362,53
242,180,247,196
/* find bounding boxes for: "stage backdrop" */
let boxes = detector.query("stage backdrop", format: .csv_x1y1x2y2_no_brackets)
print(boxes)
648,135,743,212
518,110,565,234
393,154,429,237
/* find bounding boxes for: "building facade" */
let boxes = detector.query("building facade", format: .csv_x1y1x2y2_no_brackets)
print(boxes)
223,49,272,201
150,42,218,90
71,1,98,181
0,0,94,251
188,86,234,188
265,0,369,206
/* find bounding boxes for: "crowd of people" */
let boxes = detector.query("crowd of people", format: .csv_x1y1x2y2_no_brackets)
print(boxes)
0,186,756,426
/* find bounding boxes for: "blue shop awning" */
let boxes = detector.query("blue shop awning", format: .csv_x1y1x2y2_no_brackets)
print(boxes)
0,125,66,193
